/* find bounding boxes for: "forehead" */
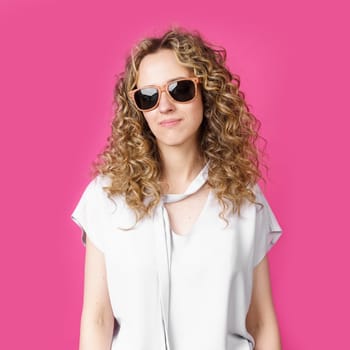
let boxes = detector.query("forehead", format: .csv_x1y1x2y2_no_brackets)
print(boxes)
137,49,192,87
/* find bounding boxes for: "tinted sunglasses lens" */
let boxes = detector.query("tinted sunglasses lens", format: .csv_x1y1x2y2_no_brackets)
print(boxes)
134,87,159,110
169,80,196,102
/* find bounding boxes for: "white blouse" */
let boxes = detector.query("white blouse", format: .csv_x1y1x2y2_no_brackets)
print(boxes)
72,166,282,350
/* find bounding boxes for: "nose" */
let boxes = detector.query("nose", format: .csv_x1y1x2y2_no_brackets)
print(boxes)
158,90,175,113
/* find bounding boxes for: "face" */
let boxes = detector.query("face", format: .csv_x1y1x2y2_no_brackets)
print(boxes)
136,49,204,151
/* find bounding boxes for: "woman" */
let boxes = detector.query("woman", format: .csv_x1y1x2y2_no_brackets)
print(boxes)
72,28,283,350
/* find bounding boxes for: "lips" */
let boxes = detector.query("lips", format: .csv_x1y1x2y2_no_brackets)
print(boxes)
159,118,182,127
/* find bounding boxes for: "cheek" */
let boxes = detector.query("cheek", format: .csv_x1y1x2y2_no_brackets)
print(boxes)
142,112,157,132
142,112,152,126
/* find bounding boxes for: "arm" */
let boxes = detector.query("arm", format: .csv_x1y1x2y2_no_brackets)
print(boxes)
246,256,282,350
79,236,114,350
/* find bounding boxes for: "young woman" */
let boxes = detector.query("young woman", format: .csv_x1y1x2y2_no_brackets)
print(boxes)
72,28,283,350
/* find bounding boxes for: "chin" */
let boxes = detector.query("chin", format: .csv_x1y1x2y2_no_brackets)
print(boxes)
158,140,184,147
157,136,198,149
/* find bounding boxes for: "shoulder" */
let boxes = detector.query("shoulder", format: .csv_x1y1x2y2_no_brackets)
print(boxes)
89,174,112,192
248,183,269,211
251,183,263,199
235,184,277,225
253,184,265,206
81,174,125,210
73,174,136,228
250,183,282,233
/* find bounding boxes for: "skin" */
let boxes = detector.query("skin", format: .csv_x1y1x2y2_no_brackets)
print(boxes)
79,48,282,350
137,49,204,153
80,237,114,350
246,257,282,349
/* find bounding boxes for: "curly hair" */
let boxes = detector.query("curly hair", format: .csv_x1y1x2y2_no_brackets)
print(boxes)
94,28,264,221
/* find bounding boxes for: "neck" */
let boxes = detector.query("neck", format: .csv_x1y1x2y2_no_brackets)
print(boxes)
158,144,204,194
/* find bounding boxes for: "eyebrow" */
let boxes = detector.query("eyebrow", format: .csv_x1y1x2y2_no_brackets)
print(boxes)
167,76,189,83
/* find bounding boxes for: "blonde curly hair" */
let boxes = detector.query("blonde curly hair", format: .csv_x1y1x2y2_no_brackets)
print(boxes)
94,28,263,221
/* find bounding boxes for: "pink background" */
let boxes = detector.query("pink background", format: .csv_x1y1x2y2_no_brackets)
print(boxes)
1,0,349,348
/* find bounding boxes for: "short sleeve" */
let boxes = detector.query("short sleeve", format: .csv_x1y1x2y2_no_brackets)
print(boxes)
252,185,283,267
71,177,110,253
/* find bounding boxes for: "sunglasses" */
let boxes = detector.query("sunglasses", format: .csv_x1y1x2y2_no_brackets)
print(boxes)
129,77,200,112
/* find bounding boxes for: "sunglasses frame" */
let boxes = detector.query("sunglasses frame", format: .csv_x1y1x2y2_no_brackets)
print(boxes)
128,77,200,112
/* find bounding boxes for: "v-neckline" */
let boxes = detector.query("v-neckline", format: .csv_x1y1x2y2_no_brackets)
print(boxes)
162,163,209,203
170,189,212,239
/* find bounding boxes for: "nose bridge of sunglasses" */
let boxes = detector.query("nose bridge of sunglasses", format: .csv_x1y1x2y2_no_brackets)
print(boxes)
158,88,175,107
155,83,173,103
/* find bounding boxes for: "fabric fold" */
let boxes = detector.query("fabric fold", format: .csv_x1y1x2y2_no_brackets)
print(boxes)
155,163,209,350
